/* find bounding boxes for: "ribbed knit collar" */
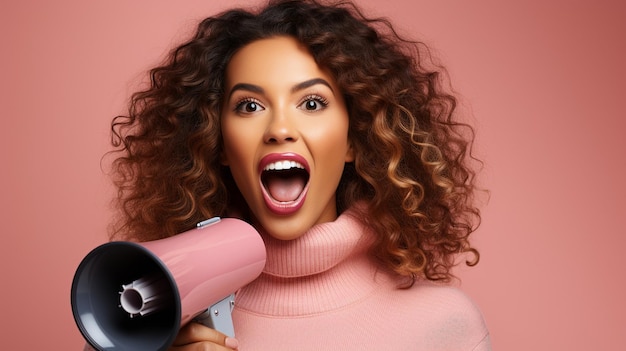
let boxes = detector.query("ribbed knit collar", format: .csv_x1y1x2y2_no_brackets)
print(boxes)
235,206,394,316
261,206,373,278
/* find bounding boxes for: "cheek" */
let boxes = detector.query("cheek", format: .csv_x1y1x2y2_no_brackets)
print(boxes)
309,121,351,175
221,121,262,201
222,139,252,173
221,121,251,166
313,120,350,154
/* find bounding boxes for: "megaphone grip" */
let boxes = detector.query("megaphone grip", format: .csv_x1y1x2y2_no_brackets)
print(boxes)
192,294,237,337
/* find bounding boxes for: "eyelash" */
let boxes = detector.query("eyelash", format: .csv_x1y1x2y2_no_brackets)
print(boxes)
233,97,263,113
232,94,330,114
298,94,329,111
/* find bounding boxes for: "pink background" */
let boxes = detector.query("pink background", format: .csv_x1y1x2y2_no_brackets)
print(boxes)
2,0,624,349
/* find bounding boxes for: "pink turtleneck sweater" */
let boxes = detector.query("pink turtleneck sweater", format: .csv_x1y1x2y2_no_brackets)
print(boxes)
232,208,491,350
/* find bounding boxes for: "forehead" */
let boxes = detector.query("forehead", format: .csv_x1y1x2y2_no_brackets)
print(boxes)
224,36,337,89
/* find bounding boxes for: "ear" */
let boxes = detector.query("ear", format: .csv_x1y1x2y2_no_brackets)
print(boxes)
345,141,355,163
220,150,229,166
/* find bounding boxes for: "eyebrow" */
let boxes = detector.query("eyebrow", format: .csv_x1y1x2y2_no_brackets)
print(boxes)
227,83,265,100
291,78,334,94
227,78,334,100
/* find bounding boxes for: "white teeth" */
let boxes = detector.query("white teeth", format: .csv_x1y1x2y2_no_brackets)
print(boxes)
264,160,305,171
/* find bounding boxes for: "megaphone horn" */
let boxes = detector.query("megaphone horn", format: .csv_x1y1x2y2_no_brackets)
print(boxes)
71,217,266,351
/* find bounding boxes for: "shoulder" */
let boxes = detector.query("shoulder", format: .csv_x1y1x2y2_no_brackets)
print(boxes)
383,280,491,350
412,282,485,317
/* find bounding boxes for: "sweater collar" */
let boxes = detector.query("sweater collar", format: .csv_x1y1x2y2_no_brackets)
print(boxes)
235,206,394,316
261,206,373,278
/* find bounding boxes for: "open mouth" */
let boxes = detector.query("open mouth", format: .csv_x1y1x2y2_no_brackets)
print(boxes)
261,160,310,202
259,154,310,215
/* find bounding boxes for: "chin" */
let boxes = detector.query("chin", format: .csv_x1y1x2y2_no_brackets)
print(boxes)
249,200,339,241
257,221,310,241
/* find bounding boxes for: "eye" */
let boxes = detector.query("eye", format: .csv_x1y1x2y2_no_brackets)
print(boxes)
234,98,265,114
298,95,328,112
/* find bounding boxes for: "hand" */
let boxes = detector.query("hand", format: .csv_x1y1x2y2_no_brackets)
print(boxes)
168,322,240,351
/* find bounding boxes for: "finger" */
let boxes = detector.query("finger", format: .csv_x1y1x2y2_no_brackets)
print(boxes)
169,341,236,351
173,322,226,345
169,341,235,351
172,322,239,349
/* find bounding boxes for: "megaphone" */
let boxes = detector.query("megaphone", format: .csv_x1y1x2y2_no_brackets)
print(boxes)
71,217,266,351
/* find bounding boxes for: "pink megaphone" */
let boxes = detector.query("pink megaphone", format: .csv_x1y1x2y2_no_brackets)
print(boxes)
71,217,266,351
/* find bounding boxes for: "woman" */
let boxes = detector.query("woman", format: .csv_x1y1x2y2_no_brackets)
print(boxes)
107,0,491,349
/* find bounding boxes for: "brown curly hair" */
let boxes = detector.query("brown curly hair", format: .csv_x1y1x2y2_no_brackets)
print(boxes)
109,0,482,283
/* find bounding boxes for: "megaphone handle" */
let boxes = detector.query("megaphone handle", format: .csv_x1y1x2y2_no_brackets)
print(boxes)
193,294,236,338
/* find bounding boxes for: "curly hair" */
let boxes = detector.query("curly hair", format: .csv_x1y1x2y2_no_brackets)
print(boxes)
109,0,481,283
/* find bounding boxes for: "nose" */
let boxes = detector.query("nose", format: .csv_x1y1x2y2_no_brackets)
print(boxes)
263,108,298,144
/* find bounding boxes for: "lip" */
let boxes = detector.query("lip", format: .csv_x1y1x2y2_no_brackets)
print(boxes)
258,152,310,173
258,153,310,216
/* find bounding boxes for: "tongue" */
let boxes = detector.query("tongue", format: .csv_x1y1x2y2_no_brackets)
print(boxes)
266,175,306,202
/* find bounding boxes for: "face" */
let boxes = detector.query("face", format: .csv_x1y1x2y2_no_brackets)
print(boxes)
221,36,354,240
